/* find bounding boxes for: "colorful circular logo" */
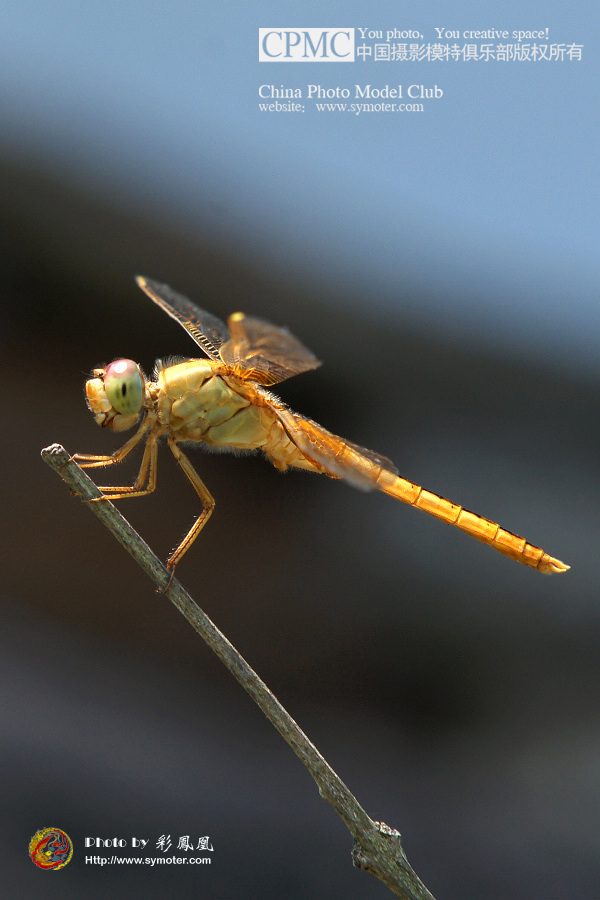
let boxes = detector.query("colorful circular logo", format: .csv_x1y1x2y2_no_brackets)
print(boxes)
29,828,73,870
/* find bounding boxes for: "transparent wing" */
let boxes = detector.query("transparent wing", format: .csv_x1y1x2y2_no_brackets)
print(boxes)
219,312,321,385
137,277,321,385
136,276,231,361
275,406,398,490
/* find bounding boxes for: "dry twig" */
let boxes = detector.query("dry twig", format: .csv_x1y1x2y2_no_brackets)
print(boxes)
42,442,437,900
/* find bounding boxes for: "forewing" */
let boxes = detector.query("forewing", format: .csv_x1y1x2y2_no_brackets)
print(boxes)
219,312,321,385
136,276,231,361
275,406,398,491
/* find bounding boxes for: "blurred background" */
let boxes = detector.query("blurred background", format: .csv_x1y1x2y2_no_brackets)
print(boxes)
2,2,599,898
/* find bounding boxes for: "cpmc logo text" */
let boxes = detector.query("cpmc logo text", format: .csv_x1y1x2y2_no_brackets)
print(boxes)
259,29,355,62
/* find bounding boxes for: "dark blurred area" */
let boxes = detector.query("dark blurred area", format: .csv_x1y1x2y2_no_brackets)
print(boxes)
2,151,599,899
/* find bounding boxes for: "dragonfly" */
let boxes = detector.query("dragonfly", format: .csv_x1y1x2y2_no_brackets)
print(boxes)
74,276,569,575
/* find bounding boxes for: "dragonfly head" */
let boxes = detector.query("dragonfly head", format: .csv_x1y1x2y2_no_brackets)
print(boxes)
85,359,146,432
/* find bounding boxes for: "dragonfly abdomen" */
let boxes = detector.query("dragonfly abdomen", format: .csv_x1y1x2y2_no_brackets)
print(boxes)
374,467,568,573
263,423,325,473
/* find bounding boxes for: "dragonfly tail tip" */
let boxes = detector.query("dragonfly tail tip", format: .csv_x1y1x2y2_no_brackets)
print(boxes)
538,555,570,575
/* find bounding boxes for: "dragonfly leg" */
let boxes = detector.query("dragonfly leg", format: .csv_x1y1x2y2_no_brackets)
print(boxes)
73,417,152,470
166,437,215,570
91,431,160,500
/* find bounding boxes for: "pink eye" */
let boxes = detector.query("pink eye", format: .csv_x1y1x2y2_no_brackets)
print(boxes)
104,359,143,415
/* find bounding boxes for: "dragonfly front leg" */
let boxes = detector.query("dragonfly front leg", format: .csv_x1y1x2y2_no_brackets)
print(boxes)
73,417,152,470
166,437,215,570
93,431,160,500
74,425,160,501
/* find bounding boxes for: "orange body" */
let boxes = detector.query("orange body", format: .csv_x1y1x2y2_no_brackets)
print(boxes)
74,276,569,575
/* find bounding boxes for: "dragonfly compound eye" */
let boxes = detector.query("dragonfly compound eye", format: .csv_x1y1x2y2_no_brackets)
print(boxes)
104,359,144,416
